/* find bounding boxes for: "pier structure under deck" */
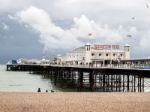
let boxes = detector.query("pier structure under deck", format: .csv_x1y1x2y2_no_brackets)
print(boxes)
6,64,150,92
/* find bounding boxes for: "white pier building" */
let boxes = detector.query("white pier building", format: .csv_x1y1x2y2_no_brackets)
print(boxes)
56,43,130,67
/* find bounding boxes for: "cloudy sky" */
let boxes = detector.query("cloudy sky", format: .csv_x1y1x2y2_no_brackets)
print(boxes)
0,0,150,63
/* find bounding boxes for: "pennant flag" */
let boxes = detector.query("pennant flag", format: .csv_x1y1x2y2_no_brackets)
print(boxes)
88,32,92,36
131,17,135,20
146,3,149,8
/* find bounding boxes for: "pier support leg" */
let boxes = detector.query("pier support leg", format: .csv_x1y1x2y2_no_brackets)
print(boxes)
103,74,105,92
138,76,140,92
127,75,129,92
123,75,125,92
139,76,142,92
89,71,94,91
108,74,110,91
111,74,113,92
134,75,136,92
54,69,58,86
78,71,83,91
142,77,144,92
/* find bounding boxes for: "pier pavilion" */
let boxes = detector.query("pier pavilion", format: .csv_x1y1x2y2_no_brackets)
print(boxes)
54,44,130,67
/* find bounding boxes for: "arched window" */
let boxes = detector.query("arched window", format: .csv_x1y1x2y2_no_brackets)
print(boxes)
99,53,101,56
106,53,109,56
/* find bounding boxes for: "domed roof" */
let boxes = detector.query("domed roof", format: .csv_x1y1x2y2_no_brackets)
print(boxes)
125,44,130,46
85,43,91,46
42,58,46,61
57,54,61,57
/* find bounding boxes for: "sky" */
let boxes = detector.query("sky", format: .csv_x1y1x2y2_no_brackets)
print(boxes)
0,0,150,63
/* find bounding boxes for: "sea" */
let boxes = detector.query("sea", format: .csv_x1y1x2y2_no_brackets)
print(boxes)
0,65,58,92
0,64,150,92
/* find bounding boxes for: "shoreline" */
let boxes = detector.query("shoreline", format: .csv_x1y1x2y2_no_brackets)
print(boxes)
0,92,150,112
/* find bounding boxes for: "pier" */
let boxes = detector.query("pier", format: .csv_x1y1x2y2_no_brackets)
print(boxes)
6,63,150,92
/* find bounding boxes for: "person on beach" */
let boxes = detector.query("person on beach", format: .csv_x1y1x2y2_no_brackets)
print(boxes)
51,90,54,93
37,88,41,92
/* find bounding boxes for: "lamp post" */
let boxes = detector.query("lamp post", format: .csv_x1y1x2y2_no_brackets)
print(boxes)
110,44,112,68
117,55,121,68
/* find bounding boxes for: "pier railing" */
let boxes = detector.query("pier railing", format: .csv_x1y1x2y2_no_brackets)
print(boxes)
41,64,150,70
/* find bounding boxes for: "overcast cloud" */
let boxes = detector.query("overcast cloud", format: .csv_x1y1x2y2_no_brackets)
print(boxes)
0,0,150,63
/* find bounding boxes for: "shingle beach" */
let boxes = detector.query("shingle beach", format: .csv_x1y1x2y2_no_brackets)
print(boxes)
0,92,150,112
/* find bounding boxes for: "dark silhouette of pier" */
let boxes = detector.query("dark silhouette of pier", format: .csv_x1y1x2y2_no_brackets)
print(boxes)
6,64,150,92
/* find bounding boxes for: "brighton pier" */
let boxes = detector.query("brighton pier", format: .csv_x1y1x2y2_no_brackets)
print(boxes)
6,44,150,92
6,60,150,92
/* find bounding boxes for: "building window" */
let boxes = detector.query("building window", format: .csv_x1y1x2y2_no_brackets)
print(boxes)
99,53,101,56
113,53,116,56
92,53,94,56
120,54,123,56
106,53,109,56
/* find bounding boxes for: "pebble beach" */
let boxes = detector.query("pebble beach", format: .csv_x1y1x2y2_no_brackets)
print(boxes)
0,92,150,112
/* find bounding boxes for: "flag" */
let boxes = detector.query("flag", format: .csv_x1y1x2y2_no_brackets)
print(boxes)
146,3,149,8
88,32,92,36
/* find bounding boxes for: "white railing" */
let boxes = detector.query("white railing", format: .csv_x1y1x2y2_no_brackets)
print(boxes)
47,64,150,70
46,64,142,69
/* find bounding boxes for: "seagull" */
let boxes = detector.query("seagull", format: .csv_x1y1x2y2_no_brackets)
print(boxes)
146,3,149,8
131,17,135,20
127,34,132,38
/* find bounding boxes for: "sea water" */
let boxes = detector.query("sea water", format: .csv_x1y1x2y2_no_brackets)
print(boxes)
0,65,54,92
